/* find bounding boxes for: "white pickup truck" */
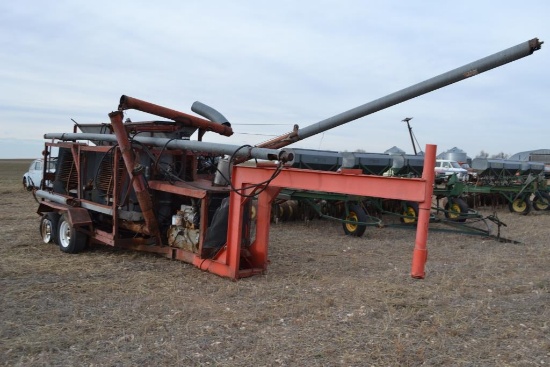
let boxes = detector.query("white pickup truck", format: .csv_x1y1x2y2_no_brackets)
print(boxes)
435,159,469,181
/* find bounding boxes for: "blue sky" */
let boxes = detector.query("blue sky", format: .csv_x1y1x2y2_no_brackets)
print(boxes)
0,1,548,158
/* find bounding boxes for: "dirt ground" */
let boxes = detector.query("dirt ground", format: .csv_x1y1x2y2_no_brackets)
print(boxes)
1,159,549,366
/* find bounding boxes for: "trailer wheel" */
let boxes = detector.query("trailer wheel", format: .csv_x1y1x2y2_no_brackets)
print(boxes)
57,214,88,253
532,193,550,211
444,197,468,222
342,204,367,237
508,197,531,215
39,213,60,244
400,201,419,224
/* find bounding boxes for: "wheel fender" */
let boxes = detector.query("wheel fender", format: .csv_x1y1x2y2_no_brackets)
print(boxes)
65,207,93,229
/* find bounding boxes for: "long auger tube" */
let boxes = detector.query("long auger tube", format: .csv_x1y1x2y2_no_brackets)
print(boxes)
43,132,295,164
258,38,543,149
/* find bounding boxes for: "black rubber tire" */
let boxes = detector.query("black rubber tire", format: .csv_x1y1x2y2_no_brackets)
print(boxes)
342,204,367,237
57,213,87,253
508,196,532,215
39,212,60,244
540,191,550,211
400,201,419,224
444,197,469,222
23,177,32,191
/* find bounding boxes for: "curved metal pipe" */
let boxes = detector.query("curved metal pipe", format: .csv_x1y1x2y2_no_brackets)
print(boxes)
118,95,233,137
191,101,231,126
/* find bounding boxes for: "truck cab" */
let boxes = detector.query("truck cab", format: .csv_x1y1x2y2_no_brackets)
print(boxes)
435,159,468,181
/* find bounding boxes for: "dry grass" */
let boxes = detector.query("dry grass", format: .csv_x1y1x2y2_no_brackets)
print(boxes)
1,160,549,366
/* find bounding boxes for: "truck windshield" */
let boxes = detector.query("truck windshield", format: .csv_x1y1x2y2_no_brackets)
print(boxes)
450,161,461,168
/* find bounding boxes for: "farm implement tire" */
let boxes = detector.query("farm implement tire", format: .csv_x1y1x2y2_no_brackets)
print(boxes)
508,197,531,215
532,194,550,211
400,201,419,224
57,213,88,254
39,212,59,244
342,204,367,237
444,197,468,222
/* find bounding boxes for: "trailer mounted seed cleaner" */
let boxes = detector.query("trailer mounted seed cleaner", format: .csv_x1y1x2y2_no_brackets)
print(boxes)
34,38,542,280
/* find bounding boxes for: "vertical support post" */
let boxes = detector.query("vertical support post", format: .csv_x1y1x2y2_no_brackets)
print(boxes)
112,148,120,239
226,185,245,279
109,111,160,240
71,144,80,196
411,144,437,279
249,186,281,268
225,168,282,279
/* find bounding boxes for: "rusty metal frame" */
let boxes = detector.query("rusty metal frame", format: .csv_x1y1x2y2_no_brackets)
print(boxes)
38,137,436,280
197,144,437,280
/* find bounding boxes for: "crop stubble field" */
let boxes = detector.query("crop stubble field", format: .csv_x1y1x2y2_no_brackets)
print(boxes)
0,159,549,366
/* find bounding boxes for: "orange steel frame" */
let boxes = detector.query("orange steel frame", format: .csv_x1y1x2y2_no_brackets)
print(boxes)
200,144,436,280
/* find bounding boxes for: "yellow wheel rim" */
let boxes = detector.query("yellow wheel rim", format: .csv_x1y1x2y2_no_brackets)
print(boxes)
512,199,527,212
402,207,417,224
345,212,358,232
448,203,461,219
535,198,549,210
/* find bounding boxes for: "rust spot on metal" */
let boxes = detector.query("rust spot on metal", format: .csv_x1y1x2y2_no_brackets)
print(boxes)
463,69,479,78
528,38,543,52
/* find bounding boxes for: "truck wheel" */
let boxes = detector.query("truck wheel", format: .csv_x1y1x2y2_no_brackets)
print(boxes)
39,213,60,244
342,204,367,237
508,197,531,215
400,201,419,224
444,197,468,222
57,214,87,253
23,177,32,191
